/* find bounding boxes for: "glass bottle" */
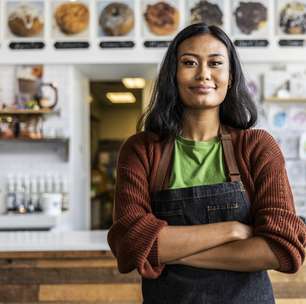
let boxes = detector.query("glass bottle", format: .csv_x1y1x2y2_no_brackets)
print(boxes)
6,175,16,213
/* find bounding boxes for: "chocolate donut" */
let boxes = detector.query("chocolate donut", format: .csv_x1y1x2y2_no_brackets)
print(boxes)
234,2,267,35
190,0,223,26
99,2,134,36
144,1,179,36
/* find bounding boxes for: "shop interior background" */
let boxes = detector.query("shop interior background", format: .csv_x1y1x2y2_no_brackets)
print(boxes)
0,0,305,302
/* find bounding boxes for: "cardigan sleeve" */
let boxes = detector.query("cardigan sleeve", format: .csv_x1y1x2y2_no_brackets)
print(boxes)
107,135,168,279
250,131,306,273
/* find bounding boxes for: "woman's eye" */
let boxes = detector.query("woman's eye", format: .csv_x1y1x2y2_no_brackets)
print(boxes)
210,61,223,67
182,60,197,66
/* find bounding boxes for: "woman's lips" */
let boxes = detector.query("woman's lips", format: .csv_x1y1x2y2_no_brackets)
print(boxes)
190,86,215,94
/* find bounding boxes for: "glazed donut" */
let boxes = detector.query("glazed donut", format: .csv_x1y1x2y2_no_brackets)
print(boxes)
8,5,44,37
54,2,89,35
144,2,179,36
99,2,134,36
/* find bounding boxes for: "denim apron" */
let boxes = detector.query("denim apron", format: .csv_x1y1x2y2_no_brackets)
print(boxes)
142,125,275,304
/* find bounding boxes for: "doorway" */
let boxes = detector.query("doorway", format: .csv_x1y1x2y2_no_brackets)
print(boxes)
81,63,157,230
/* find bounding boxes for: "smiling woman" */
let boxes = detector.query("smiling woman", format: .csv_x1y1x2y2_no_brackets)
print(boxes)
136,23,257,140
107,23,306,304
176,34,230,111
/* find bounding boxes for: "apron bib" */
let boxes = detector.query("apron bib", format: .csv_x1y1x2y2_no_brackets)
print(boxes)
142,125,275,304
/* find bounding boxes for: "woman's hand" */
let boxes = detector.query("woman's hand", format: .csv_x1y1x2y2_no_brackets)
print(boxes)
232,221,253,240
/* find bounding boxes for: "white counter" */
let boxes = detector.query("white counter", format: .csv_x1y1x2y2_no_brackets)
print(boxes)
0,230,110,252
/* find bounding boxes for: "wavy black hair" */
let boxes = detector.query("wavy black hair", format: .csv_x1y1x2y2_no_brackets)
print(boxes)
137,23,257,138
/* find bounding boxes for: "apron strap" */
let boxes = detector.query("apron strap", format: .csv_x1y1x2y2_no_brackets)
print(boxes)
152,138,174,192
219,125,241,182
152,124,241,191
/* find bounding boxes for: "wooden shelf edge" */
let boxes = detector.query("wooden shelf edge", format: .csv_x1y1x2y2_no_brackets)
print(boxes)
0,109,60,115
0,250,112,259
264,97,306,102
0,138,69,143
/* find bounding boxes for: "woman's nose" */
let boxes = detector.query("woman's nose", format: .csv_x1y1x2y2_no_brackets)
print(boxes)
195,64,211,81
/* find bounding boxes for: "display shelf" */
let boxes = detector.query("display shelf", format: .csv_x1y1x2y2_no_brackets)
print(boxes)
0,109,60,115
264,97,306,103
0,138,69,161
0,137,68,143
0,213,59,230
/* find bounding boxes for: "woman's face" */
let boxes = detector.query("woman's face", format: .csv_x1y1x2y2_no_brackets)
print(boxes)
176,33,231,110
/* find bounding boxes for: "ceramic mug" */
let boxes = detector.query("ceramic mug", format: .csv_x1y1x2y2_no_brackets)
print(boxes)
41,193,62,215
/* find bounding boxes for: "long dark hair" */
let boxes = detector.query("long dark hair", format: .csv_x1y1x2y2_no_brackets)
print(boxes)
137,23,257,138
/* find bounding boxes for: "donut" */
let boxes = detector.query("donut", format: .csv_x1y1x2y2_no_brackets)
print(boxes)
54,2,89,35
190,0,223,26
8,4,44,37
234,2,267,35
99,2,134,36
279,2,306,34
144,2,179,36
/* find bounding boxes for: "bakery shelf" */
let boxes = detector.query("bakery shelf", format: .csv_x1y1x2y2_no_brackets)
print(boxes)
0,109,60,115
0,138,69,161
0,213,59,231
0,137,68,143
264,97,306,103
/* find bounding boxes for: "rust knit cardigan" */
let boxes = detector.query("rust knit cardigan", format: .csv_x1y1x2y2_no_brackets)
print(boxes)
107,127,306,279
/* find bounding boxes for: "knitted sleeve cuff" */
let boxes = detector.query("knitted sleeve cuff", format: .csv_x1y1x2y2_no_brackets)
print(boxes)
137,220,168,279
263,236,294,273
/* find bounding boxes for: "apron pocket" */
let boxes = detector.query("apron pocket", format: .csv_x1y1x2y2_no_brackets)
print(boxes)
207,202,241,223
154,209,186,225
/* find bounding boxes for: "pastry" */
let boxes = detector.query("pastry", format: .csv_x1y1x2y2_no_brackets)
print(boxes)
190,0,223,26
234,2,267,35
279,2,306,34
144,1,179,36
99,2,134,36
54,2,89,35
8,5,44,37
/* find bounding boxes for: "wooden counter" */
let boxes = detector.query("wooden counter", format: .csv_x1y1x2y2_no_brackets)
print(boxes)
0,251,304,303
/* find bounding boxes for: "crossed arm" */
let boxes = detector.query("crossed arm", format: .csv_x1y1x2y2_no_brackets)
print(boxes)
158,222,280,272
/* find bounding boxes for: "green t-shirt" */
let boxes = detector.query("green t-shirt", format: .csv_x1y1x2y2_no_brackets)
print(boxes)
169,135,227,189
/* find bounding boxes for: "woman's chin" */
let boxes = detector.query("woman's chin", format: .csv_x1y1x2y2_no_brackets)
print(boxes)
186,100,221,110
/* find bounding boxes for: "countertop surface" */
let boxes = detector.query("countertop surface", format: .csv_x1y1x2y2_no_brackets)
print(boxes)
0,230,110,252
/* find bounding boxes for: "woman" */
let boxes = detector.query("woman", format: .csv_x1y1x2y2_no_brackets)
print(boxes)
107,23,306,303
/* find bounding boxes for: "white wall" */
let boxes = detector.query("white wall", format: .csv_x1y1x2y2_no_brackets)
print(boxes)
0,64,90,230
69,66,90,229
0,64,71,191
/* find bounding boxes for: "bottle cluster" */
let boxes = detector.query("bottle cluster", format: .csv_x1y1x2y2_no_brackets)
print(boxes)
5,173,69,214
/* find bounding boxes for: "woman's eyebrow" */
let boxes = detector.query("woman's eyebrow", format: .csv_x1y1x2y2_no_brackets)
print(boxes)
178,52,225,58
208,53,225,58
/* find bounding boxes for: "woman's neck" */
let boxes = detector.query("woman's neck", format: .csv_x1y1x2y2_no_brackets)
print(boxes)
181,109,220,141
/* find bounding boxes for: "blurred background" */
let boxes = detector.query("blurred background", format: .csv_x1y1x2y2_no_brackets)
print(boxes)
0,0,305,303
